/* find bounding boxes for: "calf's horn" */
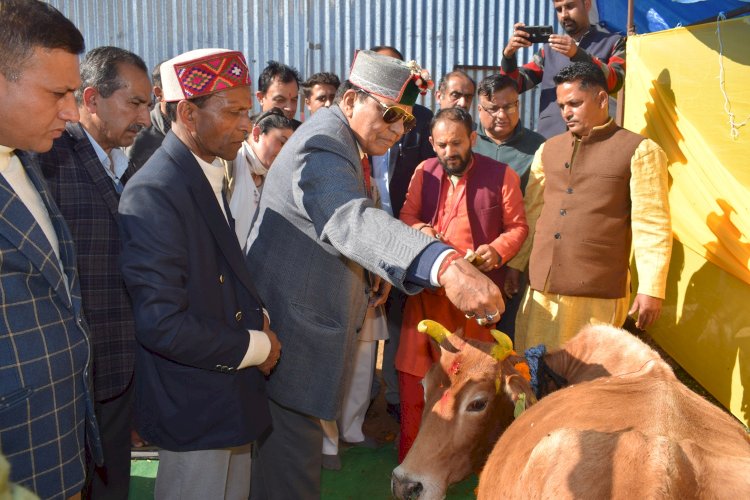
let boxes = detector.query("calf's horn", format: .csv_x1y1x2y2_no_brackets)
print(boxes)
417,319,452,343
490,329,514,361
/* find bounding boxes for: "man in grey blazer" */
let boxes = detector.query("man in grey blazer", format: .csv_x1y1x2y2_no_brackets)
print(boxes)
0,1,102,498
247,50,505,500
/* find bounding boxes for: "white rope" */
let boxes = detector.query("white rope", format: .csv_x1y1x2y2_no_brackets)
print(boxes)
716,12,749,140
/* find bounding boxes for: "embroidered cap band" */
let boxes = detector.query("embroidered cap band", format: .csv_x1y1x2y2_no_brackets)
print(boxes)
161,49,250,102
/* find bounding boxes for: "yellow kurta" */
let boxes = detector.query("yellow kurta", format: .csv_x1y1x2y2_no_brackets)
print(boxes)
509,124,672,350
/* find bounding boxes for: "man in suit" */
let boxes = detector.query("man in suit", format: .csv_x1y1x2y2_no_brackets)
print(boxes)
367,45,437,425
38,46,152,500
126,60,172,169
0,1,102,498
246,49,504,500
119,49,281,500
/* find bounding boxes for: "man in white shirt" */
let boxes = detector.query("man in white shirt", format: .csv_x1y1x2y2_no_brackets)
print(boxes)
37,46,151,500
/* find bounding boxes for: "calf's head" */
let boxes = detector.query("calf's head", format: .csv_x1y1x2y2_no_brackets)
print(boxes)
391,320,535,500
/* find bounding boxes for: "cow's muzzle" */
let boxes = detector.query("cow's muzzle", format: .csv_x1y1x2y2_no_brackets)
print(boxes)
391,470,424,500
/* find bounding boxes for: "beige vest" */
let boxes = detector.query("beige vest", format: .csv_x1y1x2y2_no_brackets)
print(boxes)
529,121,644,298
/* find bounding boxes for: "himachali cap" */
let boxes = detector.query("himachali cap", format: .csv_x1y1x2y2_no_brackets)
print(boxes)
348,50,434,106
161,48,251,102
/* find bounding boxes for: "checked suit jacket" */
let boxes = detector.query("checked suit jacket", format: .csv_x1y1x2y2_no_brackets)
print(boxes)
0,150,101,499
38,122,138,403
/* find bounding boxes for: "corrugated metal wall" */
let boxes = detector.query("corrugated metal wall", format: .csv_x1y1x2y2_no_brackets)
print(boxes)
48,0,559,126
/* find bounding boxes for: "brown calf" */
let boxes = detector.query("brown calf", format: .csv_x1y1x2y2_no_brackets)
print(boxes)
477,360,750,498
392,323,665,500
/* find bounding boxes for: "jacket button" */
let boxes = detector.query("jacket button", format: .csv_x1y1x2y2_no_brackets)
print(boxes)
219,274,225,284
554,233,561,239
235,311,243,321
566,187,573,194
560,209,567,216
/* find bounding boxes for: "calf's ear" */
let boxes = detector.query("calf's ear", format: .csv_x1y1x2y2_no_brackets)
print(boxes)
502,373,537,411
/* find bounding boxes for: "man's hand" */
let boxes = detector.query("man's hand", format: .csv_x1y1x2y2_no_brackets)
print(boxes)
474,244,501,273
369,275,392,307
548,34,578,58
416,224,439,239
628,293,663,330
504,268,521,298
257,316,282,375
439,258,505,326
503,22,532,58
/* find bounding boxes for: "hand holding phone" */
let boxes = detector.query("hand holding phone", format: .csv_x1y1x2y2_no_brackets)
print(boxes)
518,25,554,44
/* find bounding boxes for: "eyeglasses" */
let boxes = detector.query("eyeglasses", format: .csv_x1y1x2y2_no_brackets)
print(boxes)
479,100,519,116
358,90,417,133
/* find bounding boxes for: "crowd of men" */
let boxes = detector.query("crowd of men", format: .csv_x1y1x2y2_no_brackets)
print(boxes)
1,0,672,499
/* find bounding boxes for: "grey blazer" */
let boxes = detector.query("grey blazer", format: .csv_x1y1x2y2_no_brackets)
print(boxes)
246,105,435,420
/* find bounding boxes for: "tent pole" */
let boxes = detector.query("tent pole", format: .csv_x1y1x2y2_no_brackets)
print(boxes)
616,0,635,127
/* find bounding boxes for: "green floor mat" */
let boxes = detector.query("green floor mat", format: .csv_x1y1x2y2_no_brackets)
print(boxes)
129,445,477,499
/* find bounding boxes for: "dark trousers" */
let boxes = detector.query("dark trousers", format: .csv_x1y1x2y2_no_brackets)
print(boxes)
371,289,406,404
250,399,323,500
496,271,528,342
85,380,134,500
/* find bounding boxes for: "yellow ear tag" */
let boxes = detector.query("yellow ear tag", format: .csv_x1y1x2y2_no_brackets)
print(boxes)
418,319,452,344
490,329,514,361
514,393,527,419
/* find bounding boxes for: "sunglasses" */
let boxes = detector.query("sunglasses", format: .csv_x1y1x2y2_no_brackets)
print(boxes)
358,90,417,133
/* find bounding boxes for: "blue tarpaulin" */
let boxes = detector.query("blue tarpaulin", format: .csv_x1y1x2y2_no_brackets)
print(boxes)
596,0,750,34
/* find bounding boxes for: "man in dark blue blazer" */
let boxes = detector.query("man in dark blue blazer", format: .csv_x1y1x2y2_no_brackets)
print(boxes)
38,46,152,500
0,1,102,498
119,49,280,500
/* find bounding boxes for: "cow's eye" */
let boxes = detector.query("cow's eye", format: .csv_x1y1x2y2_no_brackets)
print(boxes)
466,398,488,412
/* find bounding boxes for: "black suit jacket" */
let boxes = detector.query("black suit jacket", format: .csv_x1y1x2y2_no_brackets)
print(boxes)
38,122,137,402
384,103,436,219
119,131,270,451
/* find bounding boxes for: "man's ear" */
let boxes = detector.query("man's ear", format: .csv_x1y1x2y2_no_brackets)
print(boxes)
82,87,99,113
597,89,608,109
176,100,197,131
341,89,358,118
428,134,435,151
252,125,262,142
255,90,265,105
469,130,478,146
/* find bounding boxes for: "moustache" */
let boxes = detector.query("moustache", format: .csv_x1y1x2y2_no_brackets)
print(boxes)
127,124,146,134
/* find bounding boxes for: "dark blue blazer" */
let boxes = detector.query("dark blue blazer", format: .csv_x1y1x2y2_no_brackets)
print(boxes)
118,131,271,451
0,151,101,499
38,123,137,402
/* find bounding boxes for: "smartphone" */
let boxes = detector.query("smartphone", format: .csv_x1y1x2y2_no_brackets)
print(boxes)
519,25,554,44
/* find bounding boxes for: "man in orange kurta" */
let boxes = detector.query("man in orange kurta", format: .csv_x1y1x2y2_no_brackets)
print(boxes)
395,107,528,460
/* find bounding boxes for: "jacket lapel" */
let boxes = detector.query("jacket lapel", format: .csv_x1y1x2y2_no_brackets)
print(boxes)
1,152,76,309
67,123,122,219
162,132,262,303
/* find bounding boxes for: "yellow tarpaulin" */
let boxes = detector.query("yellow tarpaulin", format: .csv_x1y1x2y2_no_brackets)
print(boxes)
625,16,750,426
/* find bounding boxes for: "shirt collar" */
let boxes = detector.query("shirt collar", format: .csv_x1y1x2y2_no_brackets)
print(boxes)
82,127,129,179
192,152,225,194
0,144,14,173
